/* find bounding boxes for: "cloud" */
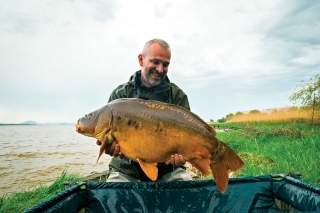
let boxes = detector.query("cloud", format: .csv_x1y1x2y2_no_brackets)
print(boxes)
153,1,172,19
0,0,119,35
85,0,119,22
0,0,319,123
264,1,320,45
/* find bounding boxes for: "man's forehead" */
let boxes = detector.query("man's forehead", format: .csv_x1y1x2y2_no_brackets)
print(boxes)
146,46,170,60
146,42,170,52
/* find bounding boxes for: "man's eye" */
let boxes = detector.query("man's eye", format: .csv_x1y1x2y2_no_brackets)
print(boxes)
152,60,160,65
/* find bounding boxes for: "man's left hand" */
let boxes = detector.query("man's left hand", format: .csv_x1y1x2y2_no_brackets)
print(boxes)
165,154,186,166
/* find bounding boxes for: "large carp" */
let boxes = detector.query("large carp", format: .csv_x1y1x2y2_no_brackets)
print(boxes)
76,98,244,193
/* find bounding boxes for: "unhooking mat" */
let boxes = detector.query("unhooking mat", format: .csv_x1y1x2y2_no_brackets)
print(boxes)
24,175,320,213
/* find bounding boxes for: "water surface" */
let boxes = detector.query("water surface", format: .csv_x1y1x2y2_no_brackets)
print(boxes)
0,125,111,196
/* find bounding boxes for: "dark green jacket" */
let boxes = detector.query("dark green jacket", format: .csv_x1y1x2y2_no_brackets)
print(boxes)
108,70,190,180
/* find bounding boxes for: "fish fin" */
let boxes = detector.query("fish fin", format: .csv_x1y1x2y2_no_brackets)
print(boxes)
223,143,244,171
207,125,217,136
137,158,158,181
93,135,114,167
210,144,244,193
92,143,105,167
189,158,211,176
92,157,99,167
210,161,229,194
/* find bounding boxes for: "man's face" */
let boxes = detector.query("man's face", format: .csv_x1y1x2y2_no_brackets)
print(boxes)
138,42,171,87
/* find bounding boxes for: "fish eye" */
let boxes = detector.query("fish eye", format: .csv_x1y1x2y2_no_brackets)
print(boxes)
85,114,93,120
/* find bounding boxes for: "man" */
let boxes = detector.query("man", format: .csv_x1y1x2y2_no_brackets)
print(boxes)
102,38,192,182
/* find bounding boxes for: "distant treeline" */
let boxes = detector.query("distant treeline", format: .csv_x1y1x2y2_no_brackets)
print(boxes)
0,123,35,126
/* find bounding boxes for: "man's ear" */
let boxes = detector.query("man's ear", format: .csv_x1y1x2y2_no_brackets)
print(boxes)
138,54,143,66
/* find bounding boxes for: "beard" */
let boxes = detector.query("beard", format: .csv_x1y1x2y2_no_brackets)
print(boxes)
145,69,166,87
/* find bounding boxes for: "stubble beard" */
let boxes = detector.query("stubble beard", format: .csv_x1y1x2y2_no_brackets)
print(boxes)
144,69,166,87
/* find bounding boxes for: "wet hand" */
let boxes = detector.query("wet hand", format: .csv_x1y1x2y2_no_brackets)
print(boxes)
96,140,124,158
165,154,186,166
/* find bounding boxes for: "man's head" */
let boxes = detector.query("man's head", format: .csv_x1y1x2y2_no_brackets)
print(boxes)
138,39,171,88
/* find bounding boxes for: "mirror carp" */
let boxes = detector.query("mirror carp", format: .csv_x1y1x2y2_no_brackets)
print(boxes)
76,98,244,193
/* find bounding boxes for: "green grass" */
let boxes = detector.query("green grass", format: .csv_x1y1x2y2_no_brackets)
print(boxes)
0,170,83,213
214,122,320,186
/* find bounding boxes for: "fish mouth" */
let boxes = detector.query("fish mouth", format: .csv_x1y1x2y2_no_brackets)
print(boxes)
75,119,96,135
75,124,93,137
75,123,85,133
75,120,108,141
75,119,88,133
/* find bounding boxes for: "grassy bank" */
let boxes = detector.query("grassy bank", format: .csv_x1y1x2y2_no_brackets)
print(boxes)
0,171,83,213
214,122,320,186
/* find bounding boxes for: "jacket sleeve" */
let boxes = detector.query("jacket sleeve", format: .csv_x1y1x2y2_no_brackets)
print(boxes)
170,84,190,111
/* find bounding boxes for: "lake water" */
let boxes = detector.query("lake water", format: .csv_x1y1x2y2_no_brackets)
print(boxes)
0,125,111,196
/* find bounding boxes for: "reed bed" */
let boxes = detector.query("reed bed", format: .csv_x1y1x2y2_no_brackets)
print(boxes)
227,107,319,124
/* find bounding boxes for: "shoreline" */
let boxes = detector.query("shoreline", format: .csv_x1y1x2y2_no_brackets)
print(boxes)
0,123,35,126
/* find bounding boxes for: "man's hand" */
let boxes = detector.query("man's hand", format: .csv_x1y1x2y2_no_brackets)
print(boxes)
96,139,124,158
165,154,186,166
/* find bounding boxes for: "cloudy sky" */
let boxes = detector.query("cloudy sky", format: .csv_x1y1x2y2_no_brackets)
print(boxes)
0,0,319,123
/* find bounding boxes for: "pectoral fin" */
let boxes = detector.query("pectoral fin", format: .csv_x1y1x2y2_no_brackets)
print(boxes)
137,158,158,181
93,134,114,167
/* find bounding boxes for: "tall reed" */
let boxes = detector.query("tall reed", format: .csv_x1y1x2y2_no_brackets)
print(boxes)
227,107,319,124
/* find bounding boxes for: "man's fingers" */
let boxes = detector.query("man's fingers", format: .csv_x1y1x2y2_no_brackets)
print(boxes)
104,143,111,154
97,139,123,158
165,159,171,165
108,142,116,156
165,154,185,166
113,143,120,157
178,154,185,165
118,152,124,159
174,154,184,165
172,154,178,165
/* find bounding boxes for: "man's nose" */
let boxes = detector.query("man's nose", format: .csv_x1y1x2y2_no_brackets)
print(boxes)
156,63,164,73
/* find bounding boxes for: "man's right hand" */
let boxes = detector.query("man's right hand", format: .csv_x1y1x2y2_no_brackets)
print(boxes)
96,139,124,158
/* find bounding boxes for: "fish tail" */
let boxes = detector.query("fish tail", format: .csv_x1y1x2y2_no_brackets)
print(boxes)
210,144,244,193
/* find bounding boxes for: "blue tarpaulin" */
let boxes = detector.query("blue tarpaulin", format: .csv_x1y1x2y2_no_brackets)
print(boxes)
24,175,320,213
